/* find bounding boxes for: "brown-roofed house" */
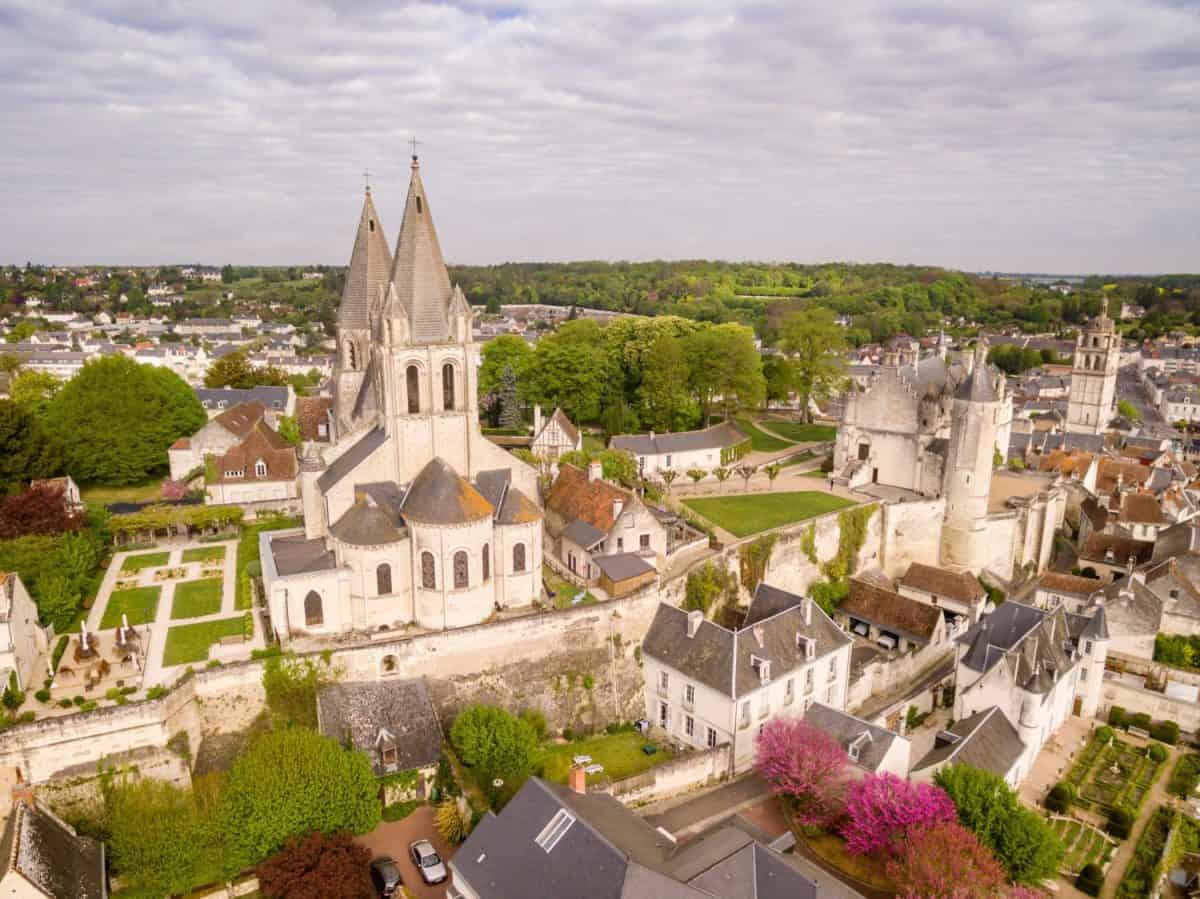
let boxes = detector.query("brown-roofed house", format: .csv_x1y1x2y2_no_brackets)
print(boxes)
838,576,947,651
898,562,988,624
1033,571,1102,611
206,420,300,506
1080,533,1155,576
1119,491,1165,540
168,400,268,481
294,395,333,442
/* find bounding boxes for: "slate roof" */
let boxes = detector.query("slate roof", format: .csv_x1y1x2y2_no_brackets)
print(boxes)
316,679,442,776
196,385,291,410
912,707,1025,779
0,799,106,899
338,188,392,331
563,519,606,550
546,463,633,534
316,426,387,493
642,585,850,699
402,457,494,525
611,422,746,457
957,601,1076,694
389,160,455,344
804,703,906,774
955,347,998,403
330,485,408,546
686,840,818,899
269,533,337,576
840,578,942,645
899,563,986,605
474,469,542,526
592,553,655,583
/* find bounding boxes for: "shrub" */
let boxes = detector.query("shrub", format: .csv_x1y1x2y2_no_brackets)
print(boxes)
1108,806,1134,839
1077,862,1104,896
1095,725,1114,743
520,708,548,741
261,653,337,729
80,701,97,712
562,727,574,741
450,705,538,793
1108,706,1128,729
1150,720,1180,745
1045,783,1074,813
33,689,50,703
1129,711,1152,732
1147,743,1169,763
57,698,72,708
72,695,85,706
435,798,472,845
256,830,372,899
106,778,215,896
146,685,167,700
18,711,34,722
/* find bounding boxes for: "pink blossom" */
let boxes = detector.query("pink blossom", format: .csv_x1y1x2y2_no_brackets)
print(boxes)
841,771,957,857
754,718,848,828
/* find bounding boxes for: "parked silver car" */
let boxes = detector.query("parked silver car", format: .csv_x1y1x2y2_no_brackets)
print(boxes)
409,839,448,885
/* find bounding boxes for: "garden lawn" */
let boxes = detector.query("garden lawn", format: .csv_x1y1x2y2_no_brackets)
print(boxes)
684,492,855,537
734,418,793,452
121,551,170,572
181,546,226,564
80,481,164,507
539,731,673,786
1050,818,1114,874
236,516,300,610
100,586,162,629
162,617,245,666
766,422,837,443
171,579,223,619
542,564,597,608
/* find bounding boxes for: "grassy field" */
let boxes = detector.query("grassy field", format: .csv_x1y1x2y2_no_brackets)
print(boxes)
538,731,673,786
542,565,597,608
734,418,792,452
121,551,170,572
766,422,837,443
171,579,223,619
683,492,855,537
182,546,227,564
80,480,163,507
162,616,245,666
100,586,162,629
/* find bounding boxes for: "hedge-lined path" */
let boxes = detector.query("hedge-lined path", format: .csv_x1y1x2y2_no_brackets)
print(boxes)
1098,743,1178,899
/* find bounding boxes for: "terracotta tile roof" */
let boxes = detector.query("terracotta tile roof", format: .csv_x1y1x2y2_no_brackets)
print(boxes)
899,563,986,605
216,420,297,482
1096,457,1152,495
842,577,942,644
170,437,191,450
546,463,631,533
1037,571,1102,596
1120,491,1164,525
1081,533,1154,566
213,400,266,439
1038,449,1093,477
295,395,332,442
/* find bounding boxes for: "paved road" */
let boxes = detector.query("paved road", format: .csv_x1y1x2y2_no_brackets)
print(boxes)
642,774,770,836
1117,363,1180,439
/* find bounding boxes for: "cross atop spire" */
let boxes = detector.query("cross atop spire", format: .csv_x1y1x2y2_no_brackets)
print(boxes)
410,136,422,167
363,168,371,192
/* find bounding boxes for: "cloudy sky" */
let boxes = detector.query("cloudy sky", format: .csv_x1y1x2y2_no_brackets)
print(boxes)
2,1,1198,272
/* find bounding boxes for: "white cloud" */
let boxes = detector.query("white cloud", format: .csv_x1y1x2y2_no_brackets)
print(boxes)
0,0,1197,271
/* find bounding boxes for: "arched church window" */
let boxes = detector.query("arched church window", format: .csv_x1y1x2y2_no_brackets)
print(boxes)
377,563,392,595
443,363,456,411
304,591,323,627
347,342,357,371
407,365,420,414
482,544,490,581
421,551,436,589
513,543,526,573
454,551,469,589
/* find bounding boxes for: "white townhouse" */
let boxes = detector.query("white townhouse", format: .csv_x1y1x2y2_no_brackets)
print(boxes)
0,573,49,692
641,584,852,774
611,422,749,480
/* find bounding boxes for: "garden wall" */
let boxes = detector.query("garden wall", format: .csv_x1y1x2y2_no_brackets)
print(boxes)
1101,672,1200,733
878,498,944,579
604,743,730,806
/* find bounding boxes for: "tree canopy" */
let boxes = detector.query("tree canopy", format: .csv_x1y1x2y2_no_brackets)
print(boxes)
0,400,62,493
450,705,539,795
204,351,290,389
43,355,206,485
778,307,848,422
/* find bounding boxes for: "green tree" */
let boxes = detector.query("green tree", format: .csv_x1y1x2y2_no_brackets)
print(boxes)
639,334,691,431
0,400,62,493
1117,399,1141,422
558,448,639,487
277,415,301,447
106,778,215,897
43,356,206,485
524,320,615,424
763,355,796,407
683,324,764,424
0,354,21,373
220,729,380,870
450,705,538,789
205,352,289,389
221,264,238,284
478,335,533,398
934,763,1064,884
778,308,847,422
9,369,61,418
4,321,38,343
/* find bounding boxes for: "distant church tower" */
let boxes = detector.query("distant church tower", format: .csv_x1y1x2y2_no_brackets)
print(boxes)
1066,299,1120,434
941,341,1001,573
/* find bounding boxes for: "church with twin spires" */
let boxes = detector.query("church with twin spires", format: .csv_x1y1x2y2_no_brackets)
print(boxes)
260,157,544,642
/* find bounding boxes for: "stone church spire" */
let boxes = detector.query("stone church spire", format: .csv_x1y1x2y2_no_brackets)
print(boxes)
388,156,455,344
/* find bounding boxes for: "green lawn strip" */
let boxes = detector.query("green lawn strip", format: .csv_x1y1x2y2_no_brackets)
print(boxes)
171,579,224,619
162,617,245,667
538,732,673,786
801,469,828,479
236,516,300,610
80,481,164,506
541,565,597,608
683,492,855,537
181,546,227,564
734,418,794,452
780,450,817,468
765,422,837,443
120,551,170,572
99,586,161,629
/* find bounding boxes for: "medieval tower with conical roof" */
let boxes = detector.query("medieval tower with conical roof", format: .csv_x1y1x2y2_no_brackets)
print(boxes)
1065,299,1120,435
940,341,1003,571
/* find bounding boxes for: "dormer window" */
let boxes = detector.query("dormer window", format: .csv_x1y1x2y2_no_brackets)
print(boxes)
848,732,872,763
254,459,267,478
797,634,815,660
750,655,771,684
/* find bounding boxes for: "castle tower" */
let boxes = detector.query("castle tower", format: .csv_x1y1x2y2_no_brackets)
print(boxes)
333,187,392,436
1066,299,1120,434
379,155,479,482
941,341,1001,572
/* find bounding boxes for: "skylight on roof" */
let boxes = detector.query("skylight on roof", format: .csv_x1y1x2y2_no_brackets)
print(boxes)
534,809,575,853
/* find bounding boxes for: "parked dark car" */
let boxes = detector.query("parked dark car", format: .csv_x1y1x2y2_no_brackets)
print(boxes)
409,839,448,885
370,855,403,897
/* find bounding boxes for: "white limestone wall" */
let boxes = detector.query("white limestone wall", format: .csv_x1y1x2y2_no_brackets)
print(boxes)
411,517,496,630
336,538,415,629
879,499,944,579
494,520,540,608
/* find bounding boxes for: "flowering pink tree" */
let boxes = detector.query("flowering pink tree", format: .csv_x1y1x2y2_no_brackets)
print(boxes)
887,821,1006,899
754,718,848,828
1007,888,1045,898
160,479,187,500
841,772,957,857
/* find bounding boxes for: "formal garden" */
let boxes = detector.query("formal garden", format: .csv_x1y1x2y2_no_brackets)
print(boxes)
753,717,1060,898
1048,816,1116,875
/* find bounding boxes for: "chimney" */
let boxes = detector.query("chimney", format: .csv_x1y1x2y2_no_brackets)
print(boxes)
686,610,703,638
803,597,813,627
533,405,543,435
568,765,587,795
612,498,624,521
588,460,603,483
